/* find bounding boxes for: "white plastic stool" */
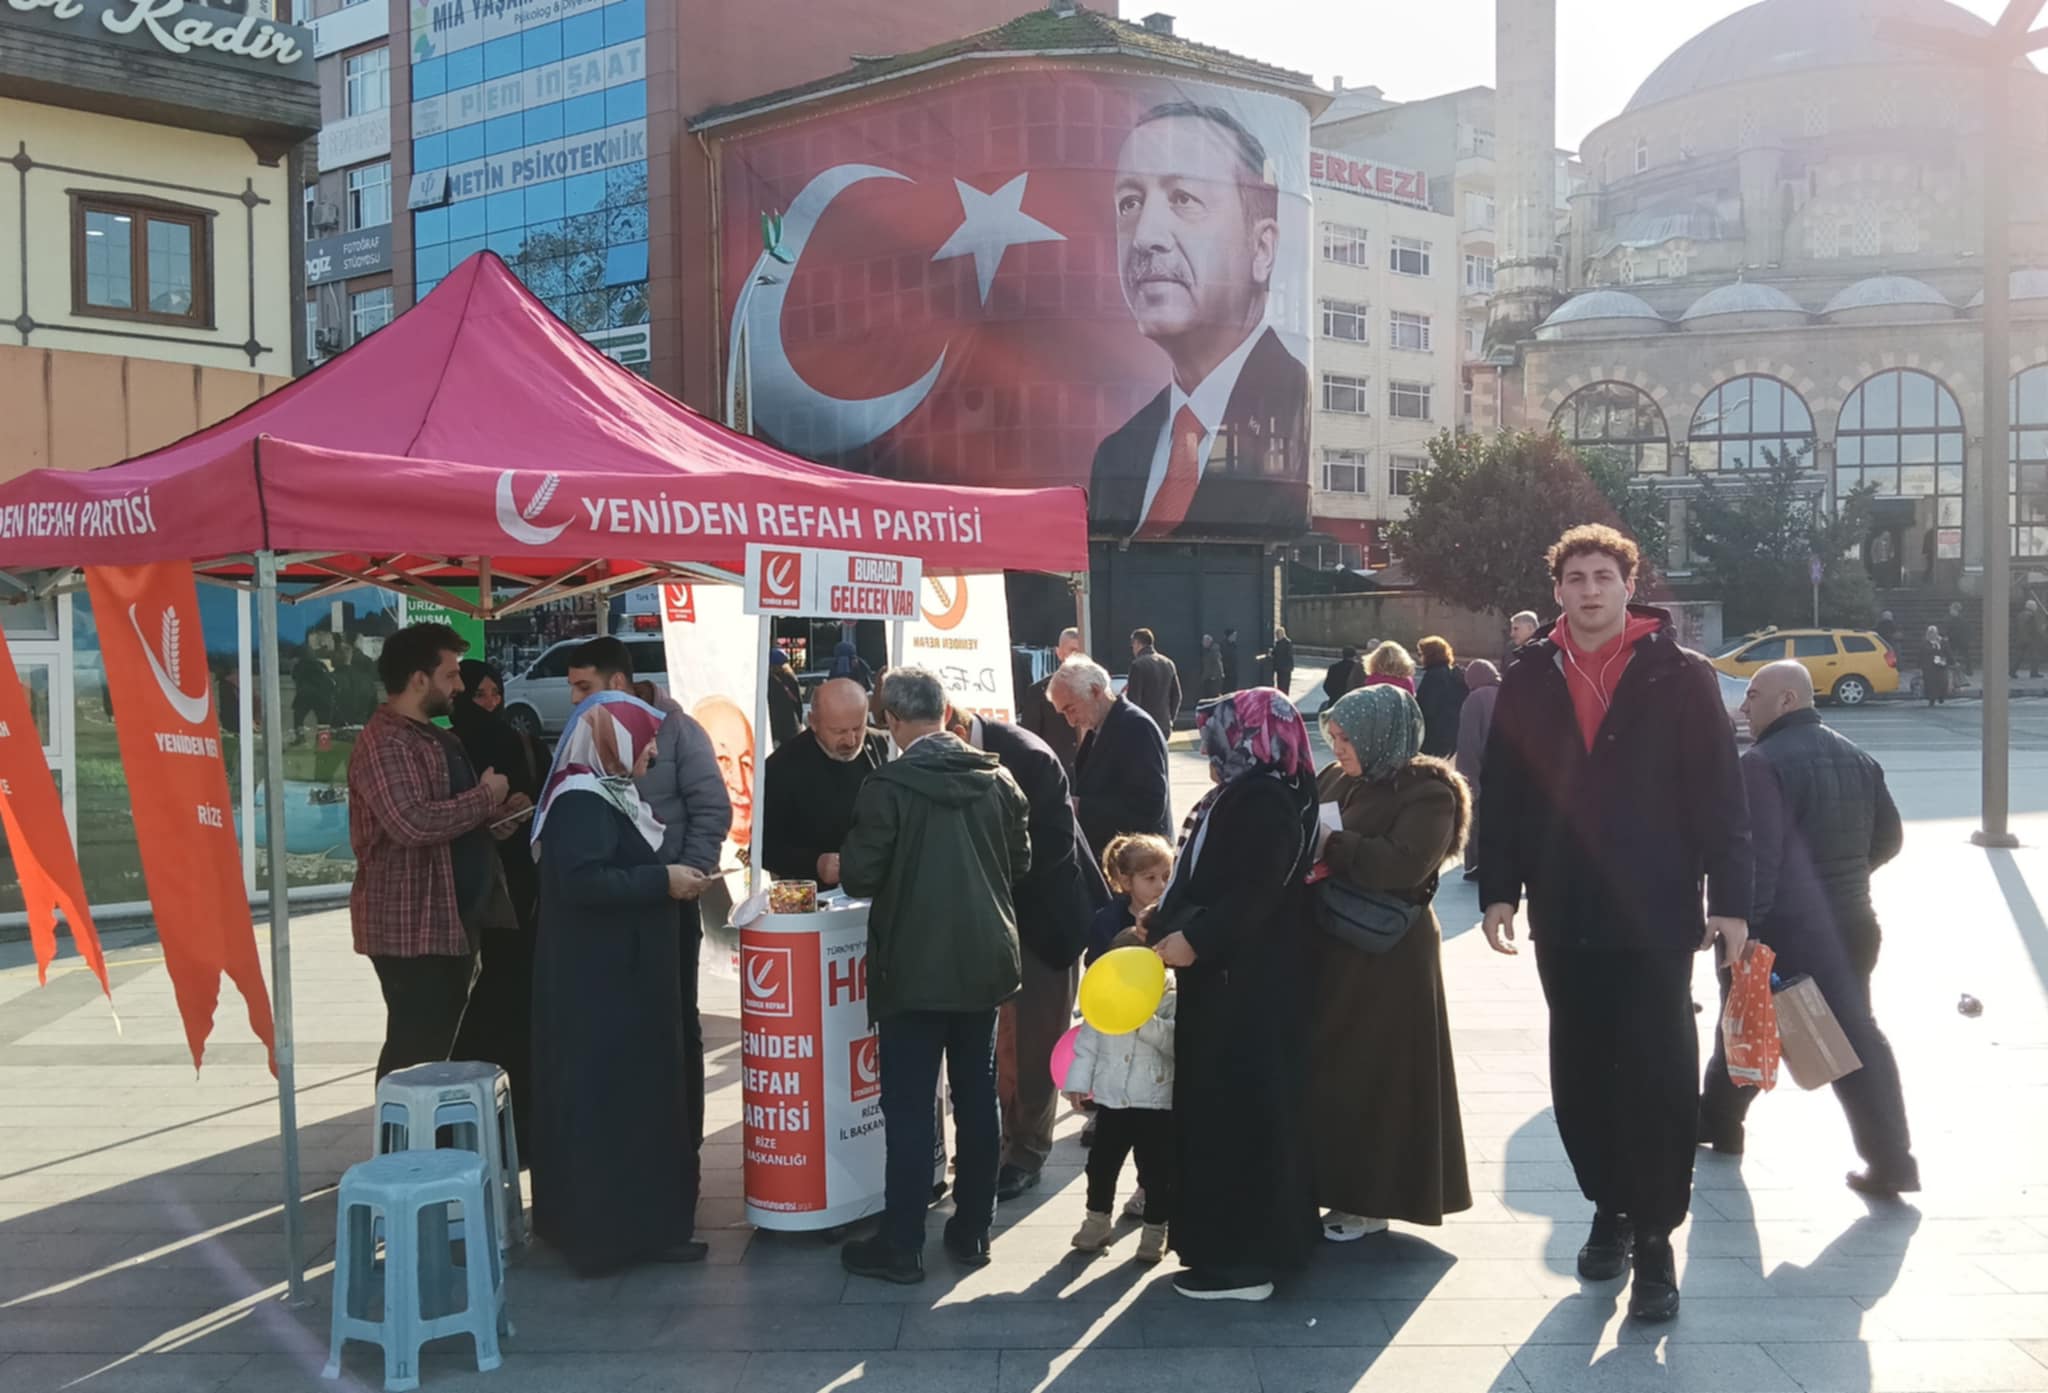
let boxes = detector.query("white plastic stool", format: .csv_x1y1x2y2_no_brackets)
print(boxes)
323,1150,511,1392
374,1061,525,1253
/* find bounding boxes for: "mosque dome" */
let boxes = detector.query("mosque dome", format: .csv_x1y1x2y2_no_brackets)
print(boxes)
1535,290,1666,340
1680,282,1808,329
1821,275,1953,323
1966,269,2048,315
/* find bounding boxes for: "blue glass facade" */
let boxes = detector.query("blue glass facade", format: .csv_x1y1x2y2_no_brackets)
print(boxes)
408,0,648,361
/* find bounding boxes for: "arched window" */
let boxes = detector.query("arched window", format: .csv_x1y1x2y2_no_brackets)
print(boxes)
1553,381,1670,475
2013,364,2048,561
1688,375,1817,472
1836,368,1965,553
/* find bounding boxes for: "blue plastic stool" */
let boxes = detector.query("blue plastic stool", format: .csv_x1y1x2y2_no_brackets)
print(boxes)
374,1061,525,1254
323,1150,511,1392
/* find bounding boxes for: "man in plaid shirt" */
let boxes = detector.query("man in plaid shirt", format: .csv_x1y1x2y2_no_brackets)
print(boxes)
349,624,521,1078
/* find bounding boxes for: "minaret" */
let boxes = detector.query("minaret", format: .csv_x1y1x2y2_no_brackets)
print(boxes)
1488,0,1561,344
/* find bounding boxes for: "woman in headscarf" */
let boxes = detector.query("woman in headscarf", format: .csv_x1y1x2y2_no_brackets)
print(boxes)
1308,685,1472,1241
1147,688,1322,1302
449,660,545,1155
528,692,707,1275
1363,641,1417,694
767,649,803,747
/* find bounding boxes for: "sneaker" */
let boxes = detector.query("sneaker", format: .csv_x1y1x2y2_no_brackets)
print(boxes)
1122,1187,1148,1221
1577,1209,1633,1282
1172,1269,1274,1302
841,1236,924,1285
943,1217,991,1269
1322,1211,1390,1242
1135,1223,1170,1264
1846,1161,1922,1196
997,1165,1042,1202
1071,1211,1114,1252
1627,1232,1680,1323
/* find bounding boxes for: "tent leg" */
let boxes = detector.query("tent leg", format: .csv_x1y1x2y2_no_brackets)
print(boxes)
256,552,307,1306
748,616,772,898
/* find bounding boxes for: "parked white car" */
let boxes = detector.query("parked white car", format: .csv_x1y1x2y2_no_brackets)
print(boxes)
500,636,670,739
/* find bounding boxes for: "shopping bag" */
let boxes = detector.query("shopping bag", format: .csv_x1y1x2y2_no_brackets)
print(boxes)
1774,973,1863,1090
1722,942,1780,1090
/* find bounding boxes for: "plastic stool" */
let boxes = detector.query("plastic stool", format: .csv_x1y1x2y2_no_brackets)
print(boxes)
323,1150,511,1392
375,1062,525,1252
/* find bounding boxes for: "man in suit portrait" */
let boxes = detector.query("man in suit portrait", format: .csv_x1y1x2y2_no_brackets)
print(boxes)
1090,101,1309,540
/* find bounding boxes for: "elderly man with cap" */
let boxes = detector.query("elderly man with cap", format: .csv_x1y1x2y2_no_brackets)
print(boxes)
1701,660,1916,1195
1050,656,1172,860
761,677,890,888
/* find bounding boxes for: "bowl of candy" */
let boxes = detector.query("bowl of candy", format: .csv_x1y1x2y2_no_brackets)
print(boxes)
769,880,818,915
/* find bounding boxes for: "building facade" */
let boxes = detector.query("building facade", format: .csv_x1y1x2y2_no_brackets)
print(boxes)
1301,149,1460,570
302,0,396,368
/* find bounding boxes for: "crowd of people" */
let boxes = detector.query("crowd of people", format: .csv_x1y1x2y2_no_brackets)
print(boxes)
342,521,1918,1319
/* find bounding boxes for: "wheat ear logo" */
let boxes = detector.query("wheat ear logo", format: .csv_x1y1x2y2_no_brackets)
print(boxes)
494,471,569,546
128,604,211,725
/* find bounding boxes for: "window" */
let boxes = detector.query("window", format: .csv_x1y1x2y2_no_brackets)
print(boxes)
344,48,389,117
1791,635,1839,658
71,195,210,326
1553,381,1670,474
1389,455,1424,496
1321,223,1369,266
303,182,316,237
1465,194,1495,231
1836,369,1966,553
349,286,393,343
1689,375,1817,472
347,162,391,230
1388,380,1433,420
1470,128,1494,159
1321,373,1370,415
1740,638,1790,663
1841,635,1878,654
529,646,573,679
1389,311,1432,352
1463,318,1484,356
1634,135,1649,173
305,300,321,365
1463,254,1496,293
1389,236,1431,277
628,639,667,676
1320,298,1369,342
1321,450,1371,494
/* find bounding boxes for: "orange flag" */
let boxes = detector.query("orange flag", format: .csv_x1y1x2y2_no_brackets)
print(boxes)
0,637,109,994
86,563,275,1072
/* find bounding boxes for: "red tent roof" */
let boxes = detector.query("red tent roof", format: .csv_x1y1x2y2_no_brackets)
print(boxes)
0,253,1087,577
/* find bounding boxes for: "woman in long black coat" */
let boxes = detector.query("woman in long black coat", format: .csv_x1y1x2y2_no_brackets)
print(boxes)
1147,688,1322,1302
529,693,703,1275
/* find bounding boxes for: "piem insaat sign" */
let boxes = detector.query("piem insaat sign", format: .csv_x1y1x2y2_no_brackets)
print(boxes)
4,0,315,79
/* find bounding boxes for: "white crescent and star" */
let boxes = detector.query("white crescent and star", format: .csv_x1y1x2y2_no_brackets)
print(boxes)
494,471,568,547
745,164,1064,458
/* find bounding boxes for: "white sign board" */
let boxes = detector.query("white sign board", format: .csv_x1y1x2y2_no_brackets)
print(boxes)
659,581,760,877
742,543,922,622
901,571,1016,723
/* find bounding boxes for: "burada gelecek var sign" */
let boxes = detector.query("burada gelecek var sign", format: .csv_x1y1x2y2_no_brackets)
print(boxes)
2,0,314,81
305,225,391,287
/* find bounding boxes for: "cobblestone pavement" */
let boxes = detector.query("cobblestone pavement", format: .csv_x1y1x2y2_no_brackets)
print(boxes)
2,701,2046,1392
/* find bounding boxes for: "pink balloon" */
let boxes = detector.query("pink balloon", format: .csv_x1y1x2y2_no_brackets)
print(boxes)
1049,1025,1081,1090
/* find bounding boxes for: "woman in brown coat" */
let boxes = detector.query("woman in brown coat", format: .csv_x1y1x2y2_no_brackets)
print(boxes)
1308,684,1473,1238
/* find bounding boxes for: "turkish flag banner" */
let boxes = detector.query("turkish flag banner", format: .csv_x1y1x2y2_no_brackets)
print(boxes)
719,69,1313,544
0,639,108,995
86,563,275,1072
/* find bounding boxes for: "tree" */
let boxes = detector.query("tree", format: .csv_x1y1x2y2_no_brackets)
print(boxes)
1386,430,1669,618
1687,447,1878,635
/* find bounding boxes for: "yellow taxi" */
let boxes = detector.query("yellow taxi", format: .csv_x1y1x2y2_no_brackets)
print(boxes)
1710,627,1901,706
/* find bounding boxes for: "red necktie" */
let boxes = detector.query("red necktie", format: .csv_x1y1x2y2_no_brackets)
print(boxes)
1138,405,1205,539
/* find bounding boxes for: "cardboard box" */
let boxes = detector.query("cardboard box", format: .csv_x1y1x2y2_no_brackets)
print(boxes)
1774,974,1863,1090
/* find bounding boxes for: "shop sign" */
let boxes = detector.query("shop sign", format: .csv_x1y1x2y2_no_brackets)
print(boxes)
408,0,605,60
304,225,391,285
742,543,922,621
434,119,644,202
582,324,649,370
5,0,314,80
317,108,390,173
411,37,643,137
1310,149,1430,208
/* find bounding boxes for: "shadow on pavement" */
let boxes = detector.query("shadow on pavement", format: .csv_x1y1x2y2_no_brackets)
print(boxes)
1987,847,2048,1005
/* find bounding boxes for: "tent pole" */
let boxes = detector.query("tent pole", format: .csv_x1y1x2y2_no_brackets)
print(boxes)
748,615,771,896
256,551,307,1305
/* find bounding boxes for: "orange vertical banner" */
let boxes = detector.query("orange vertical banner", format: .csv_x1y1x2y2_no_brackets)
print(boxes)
0,637,108,994
86,563,275,1072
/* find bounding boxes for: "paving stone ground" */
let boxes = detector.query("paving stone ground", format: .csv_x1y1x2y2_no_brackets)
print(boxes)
3,697,2047,1392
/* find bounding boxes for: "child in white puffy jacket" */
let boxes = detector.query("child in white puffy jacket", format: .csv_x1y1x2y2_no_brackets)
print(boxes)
1065,929,1175,1262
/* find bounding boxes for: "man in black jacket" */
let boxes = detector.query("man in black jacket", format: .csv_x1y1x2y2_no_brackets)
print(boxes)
1125,629,1182,734
1700,661,1917,1193
1050,657,1173,858
1269,626,1294,695
760,678,889,887
947,704,1109,1199
1018,628,1085,777
1480,524,1752,1325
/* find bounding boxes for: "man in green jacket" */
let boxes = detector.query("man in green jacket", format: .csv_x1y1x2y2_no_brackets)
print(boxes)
838,667,1031,1284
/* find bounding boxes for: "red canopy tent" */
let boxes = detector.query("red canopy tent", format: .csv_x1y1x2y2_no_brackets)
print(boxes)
0,252,1089,1298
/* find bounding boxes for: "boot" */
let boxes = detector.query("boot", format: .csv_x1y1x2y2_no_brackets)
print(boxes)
1627,1231,1680,1322
1577,1209,1633,1282
1135,1222,1170,1264
1071,1211,1114,1252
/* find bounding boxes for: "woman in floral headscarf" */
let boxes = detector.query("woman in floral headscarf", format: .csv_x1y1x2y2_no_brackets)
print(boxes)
1308,685,1472,1242
1146,688,1322,1302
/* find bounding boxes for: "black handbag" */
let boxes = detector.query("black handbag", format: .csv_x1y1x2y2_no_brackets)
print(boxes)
1315,873,1431,955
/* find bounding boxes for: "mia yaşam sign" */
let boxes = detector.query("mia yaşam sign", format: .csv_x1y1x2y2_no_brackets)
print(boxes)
742,544,923,622
901,571,1015,723
0,639,108,993
86,563,275,1071
717,70,1312,543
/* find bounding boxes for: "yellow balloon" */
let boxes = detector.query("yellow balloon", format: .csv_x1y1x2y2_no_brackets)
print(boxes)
1078,946,1167,1035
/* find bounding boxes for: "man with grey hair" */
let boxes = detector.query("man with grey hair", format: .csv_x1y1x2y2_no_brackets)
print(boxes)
1702,660,1915,1193
839,668,1032,1284
1020,627,1087,777
1509,611,1541,652
1051,656,1172,858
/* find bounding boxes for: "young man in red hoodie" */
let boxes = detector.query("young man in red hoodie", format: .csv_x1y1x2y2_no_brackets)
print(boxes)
1478,525,1752,1324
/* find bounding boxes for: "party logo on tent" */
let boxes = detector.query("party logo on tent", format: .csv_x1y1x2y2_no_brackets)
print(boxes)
743,944,794,1018
127,603,211,726
756,549,804,612
494,470,570,547
849,1034,880,1103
